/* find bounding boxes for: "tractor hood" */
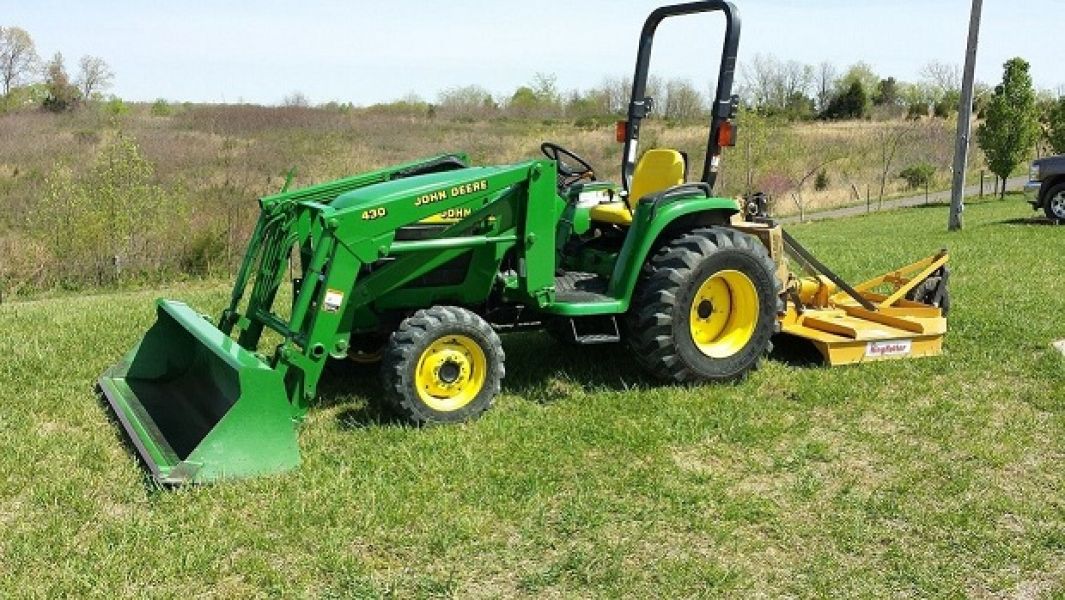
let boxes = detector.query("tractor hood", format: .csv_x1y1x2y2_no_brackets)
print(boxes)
330,165,523,210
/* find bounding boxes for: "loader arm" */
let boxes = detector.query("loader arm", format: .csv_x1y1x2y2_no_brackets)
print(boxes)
218,160,558,412
220,153,470,336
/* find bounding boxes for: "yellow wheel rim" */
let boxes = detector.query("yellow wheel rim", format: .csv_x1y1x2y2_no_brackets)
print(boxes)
414,335,487,412
689,269,760,358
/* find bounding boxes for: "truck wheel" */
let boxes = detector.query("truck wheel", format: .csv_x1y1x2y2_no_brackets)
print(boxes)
627,227,781,383
1044,183,1065,221
381,306,505,424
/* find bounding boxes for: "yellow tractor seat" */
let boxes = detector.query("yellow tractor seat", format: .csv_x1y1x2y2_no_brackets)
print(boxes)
589,148,687,226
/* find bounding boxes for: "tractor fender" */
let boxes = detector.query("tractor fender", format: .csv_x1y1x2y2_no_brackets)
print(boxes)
607,196,739,307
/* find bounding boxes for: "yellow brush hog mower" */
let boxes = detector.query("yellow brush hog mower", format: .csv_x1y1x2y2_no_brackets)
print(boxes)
98,1,950,484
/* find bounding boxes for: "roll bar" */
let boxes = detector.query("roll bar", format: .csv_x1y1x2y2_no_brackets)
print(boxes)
620,1,741,193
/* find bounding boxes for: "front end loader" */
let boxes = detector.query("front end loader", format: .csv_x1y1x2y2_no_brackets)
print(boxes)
99,1,950,484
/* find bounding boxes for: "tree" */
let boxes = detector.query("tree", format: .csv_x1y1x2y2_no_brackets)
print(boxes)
508,86,540,117
921,60,962,99
787,138,845,222
740,54,813,116
0,26,39,95
564,88,610,120
1045,97,1065,154
664,78,705,121
41,52,79,112
874,77,901,106
837,62,879,99
76,55,113,100
822,80,867,120
281,91,309,107
815,61,838,113
976,58,1040,198
644,74,664,116
530,72,560,107
736,108,788,196
782,91,816,120
599,76,631,115
437,85,496,119
872,120,917,206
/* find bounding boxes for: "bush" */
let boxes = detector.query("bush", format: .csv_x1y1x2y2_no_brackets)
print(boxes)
104,97,129,116
150,98,172,117
35,133,172,286
0,231,54,298
179,228,227,276
41,52,80,113
814,169,830,191
899,163,935,189
934,90,961,119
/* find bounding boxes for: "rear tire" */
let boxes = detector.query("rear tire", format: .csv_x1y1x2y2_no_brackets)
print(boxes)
381,306,504,424
627,227,781,383
1044,183,1065,221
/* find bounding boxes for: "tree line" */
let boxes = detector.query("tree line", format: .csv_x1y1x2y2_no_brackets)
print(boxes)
0,26,114,112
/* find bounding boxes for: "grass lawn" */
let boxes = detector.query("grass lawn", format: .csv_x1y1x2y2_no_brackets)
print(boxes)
0,197,1061,598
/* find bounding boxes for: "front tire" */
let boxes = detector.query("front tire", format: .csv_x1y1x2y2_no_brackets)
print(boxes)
381,306,504,424
1044,183,1065,221
627,227,781,383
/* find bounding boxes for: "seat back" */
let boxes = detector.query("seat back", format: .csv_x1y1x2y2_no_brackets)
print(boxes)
628,149,686,209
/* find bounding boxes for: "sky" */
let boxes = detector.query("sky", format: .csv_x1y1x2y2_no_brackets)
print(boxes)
3,0,1062,105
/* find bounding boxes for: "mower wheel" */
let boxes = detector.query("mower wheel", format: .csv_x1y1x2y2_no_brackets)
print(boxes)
381,306,505,425
905,270,951,316
627,227,781,383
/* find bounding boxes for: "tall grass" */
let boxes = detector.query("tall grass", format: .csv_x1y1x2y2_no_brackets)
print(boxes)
0,103,976,298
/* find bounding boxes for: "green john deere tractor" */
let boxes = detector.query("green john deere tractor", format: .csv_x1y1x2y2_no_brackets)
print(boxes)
98,1,948,484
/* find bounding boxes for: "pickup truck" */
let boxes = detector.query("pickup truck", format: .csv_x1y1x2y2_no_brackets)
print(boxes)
1024,155,1065,221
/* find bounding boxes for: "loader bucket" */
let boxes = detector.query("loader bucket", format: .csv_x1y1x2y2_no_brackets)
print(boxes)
98,300,300,485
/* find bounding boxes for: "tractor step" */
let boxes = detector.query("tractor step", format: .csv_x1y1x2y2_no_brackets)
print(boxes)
568,316,621,344
554,271,611,303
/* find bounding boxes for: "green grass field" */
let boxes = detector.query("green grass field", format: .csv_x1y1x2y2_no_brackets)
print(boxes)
1,198,1061,598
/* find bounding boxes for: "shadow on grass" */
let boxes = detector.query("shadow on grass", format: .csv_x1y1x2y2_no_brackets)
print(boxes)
998,216,1063,227
320,331,656,429
769,335,825,367
320,330,830,429
94,330,832,481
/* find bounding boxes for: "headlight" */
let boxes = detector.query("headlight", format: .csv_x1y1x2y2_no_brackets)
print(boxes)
1031,163,1041,181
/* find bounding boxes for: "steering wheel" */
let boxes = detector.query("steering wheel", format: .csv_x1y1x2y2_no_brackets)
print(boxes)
540,142,596,188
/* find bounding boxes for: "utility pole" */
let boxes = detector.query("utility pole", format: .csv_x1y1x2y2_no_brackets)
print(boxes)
948,0,983,231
